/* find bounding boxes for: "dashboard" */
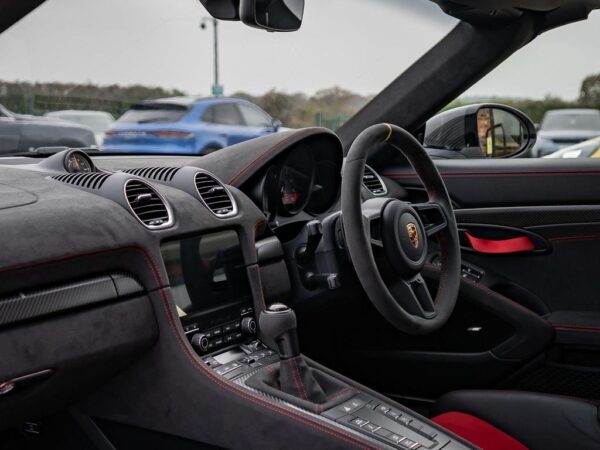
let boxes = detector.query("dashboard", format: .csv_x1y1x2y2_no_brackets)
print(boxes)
0,127,403,444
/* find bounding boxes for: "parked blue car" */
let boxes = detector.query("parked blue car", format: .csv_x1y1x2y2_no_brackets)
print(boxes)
102,97,282,155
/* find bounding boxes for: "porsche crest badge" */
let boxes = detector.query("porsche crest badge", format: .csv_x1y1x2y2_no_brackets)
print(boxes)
406,223,419,248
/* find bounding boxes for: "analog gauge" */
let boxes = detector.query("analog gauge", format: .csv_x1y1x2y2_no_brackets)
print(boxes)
278,149,314,215
64,151,94,173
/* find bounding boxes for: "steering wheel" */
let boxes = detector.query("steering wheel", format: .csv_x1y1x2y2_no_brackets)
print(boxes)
341,123,461,334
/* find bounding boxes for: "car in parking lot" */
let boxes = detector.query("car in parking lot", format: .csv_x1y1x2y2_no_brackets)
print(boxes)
102,97,282,155
44,110,114,146
0,103,95,154
545,136,600,158
531,108,600,157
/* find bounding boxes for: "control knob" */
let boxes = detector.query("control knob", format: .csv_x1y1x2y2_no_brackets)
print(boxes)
191,333,209,353
241,317,257,335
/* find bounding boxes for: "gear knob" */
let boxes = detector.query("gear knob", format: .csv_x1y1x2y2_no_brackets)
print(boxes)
259,303,300,359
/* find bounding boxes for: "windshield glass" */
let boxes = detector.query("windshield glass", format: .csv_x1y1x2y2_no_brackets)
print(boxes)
0,0,455,155
541,112,600,131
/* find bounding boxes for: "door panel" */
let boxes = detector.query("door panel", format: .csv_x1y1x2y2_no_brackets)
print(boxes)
373,158,600,400
382,159,600,207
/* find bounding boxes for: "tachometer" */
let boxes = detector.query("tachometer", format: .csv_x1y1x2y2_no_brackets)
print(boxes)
64,150,94,173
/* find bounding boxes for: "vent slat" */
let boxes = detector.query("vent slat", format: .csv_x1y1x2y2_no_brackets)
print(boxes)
122,167,180,182
194,172,237,218
51,172,111,190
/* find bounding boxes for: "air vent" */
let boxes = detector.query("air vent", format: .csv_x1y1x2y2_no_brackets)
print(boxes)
194,172,237,218
52,172,111,190
124,179,173,229
362,165,387,196
122,167,180,182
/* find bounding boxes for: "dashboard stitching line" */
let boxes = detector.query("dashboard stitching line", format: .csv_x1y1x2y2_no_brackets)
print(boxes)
228,130,314,187
0,247,377,448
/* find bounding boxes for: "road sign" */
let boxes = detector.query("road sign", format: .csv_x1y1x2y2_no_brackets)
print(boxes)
212,84,224,96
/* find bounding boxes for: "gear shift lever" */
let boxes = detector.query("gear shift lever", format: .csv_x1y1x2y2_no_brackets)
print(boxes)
256,303,330,403
258,303,300,359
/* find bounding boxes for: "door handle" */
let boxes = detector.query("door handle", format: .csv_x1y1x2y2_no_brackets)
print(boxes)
465,232,535,254
458,224,549,255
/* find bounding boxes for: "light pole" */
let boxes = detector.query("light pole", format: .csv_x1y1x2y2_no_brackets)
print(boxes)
200,17,223,97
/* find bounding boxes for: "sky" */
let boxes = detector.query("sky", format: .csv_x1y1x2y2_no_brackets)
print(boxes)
0,0,598,100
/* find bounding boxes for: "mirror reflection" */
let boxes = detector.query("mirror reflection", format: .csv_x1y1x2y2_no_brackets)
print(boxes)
476,108,525,158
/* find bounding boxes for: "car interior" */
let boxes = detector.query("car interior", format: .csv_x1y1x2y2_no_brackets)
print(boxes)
2,1,600,449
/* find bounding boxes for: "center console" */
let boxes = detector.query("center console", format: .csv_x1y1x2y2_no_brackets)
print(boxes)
161,230,259,354
161,230,472,450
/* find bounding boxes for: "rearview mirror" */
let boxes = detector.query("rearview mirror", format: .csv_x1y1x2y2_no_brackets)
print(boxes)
423,104,537,158
240,0,305,32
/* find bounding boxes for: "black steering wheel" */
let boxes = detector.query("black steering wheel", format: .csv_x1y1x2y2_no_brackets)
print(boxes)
341,123,461,334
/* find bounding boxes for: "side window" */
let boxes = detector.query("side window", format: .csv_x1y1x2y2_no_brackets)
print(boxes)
238,104,272,128
203,104,244,126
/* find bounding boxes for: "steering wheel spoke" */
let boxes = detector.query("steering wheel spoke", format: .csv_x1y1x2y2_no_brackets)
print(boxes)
390,275,436,319
412,202,448,237
361,197,393,247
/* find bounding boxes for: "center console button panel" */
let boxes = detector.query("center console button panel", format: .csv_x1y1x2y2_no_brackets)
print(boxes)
202,340,278,380
323,395,450,450
186,307,255,355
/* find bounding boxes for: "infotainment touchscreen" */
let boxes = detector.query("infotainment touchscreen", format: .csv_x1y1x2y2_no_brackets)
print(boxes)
161,230,251,317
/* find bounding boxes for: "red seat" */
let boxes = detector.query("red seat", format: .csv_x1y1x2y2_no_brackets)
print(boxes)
432,411,528,450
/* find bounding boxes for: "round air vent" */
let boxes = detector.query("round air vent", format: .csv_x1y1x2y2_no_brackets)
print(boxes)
124,179,173,229
194,171,237,218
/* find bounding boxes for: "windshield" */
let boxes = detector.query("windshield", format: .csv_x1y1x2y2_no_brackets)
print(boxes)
0,0,455,155
541,112,600,131
0,1,598,157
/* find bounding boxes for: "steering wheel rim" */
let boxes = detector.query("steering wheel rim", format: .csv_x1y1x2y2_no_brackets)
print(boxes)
341,123,461,334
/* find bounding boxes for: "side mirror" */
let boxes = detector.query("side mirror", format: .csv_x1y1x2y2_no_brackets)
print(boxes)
239,0,305,32
272,119,282,132
423,104,537,158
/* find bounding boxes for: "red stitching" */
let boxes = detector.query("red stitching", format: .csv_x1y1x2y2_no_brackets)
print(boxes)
4,246,376,450
424,263,543,322
326,387,354,402
159,292,375,449
292,357,308,400
549,235,600,242
383,170,600,179
554,324,600,333
228,129,316,186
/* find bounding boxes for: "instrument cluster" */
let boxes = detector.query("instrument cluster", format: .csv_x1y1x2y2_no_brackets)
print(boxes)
257,141,342,223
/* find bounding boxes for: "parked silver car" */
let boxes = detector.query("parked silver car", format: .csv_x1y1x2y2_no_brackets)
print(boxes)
532,108,600,157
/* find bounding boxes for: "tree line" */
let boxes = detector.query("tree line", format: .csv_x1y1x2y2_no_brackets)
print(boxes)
0,73,598,128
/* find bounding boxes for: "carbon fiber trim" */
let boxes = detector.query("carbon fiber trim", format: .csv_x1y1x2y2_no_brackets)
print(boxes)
0,273,143,327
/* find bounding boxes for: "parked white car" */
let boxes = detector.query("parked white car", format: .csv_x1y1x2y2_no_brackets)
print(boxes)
44,110,115,146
